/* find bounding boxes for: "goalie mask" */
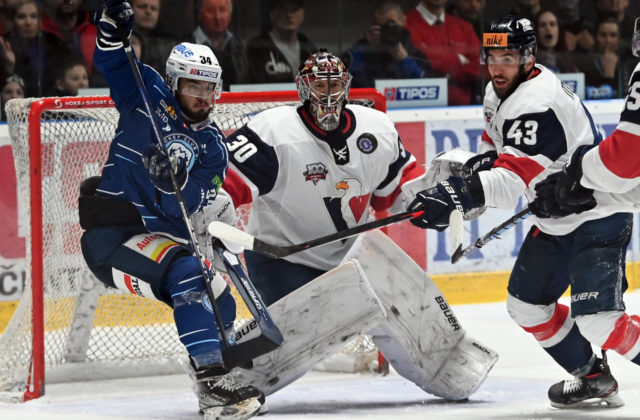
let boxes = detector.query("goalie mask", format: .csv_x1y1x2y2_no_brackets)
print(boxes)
166,42,223,102
296,51,352,132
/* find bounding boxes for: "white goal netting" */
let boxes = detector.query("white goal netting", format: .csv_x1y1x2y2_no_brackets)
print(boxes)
0,91,384,401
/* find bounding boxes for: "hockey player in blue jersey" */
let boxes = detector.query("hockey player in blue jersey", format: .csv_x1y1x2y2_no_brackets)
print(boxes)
79,1,264,418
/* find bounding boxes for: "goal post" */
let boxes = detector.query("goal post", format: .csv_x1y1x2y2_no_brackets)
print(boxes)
1,89,386,402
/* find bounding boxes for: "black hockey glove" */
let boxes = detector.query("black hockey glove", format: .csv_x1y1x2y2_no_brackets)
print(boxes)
106,0,134,34
142,144,188,194
530,145,597,218
463,150,498,177
95,1,134,48
408,176,480,231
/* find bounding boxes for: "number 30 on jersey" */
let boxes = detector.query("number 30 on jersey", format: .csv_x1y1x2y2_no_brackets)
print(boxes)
226,135,257,163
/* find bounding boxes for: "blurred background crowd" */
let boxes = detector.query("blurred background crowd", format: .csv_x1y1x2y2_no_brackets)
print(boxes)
0,0,639,120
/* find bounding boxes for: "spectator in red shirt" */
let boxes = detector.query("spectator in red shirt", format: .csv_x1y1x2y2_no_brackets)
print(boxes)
40,0,97,82
405,0,482,105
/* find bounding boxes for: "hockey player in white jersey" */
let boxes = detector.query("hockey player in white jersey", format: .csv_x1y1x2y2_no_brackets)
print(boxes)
220,51,498,402
528,14,640,404
533,16,640,210
408,15,632,408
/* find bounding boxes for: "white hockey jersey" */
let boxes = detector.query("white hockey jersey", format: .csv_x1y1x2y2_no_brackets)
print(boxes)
582,62,640,194
479,64,619,235
223,104,423,270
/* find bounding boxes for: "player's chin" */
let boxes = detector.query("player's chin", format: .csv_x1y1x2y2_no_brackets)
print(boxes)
184,107,211,122
492,81,515,100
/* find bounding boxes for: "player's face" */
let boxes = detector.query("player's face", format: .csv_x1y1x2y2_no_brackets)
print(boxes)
487,49,525,99
176,79,215,122
309,78,346,101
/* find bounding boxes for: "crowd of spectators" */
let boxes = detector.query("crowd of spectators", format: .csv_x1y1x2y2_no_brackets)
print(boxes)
0,0,637,111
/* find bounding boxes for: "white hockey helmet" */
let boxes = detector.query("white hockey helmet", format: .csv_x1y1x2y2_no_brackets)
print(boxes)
296,51,352,131
165,42,223,99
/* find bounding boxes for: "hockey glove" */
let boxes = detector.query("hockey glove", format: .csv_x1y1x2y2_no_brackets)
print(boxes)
95,1,133,50
142,144,188,194
463,150,498,177
408,176,479,231
530,145,597,218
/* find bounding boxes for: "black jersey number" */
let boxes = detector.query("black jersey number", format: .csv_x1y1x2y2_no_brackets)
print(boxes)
200,56,213,65
226,135,258,163
506,119,538,146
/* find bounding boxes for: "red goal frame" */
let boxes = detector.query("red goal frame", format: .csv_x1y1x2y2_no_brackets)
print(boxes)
21,88,385,401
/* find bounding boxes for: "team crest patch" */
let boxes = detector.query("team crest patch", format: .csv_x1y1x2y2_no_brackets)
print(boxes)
164,133,199,171
356,133,377,154
202,291,213,314
303,162,328,185
484,107,494,123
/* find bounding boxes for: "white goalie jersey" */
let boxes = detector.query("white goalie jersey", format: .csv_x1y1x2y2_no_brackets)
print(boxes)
479,64,622,235
223,104,424,270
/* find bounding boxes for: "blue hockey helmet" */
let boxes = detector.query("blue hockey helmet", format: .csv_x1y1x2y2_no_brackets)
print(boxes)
481,15,537,64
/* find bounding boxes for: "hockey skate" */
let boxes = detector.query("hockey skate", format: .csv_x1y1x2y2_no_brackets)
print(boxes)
191,361,265,420
548,351,624,409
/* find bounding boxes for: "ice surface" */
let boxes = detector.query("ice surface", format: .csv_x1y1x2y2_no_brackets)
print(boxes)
1,292,638,419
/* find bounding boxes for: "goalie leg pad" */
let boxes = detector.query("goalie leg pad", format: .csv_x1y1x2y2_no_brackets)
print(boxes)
344,230,498,400
230,261,386,395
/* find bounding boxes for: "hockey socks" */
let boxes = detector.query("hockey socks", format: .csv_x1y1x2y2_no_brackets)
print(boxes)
167,256,236,367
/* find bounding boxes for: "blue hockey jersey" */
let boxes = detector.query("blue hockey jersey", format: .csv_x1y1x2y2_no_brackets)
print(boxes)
93,46,228,241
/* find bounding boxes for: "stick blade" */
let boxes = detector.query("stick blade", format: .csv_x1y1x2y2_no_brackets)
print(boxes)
449,210,464,264
208,221,254,250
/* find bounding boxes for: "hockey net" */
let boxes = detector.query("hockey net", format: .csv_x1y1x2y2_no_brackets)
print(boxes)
0,90,385,402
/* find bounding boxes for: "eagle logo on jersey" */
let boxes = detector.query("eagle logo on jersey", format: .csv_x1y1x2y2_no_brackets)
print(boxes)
164,133,199,171
356,133,378,154
303,162,328,185
323,178,371,232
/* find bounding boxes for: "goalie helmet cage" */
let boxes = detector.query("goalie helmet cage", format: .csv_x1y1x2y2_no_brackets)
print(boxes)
0,89,386,402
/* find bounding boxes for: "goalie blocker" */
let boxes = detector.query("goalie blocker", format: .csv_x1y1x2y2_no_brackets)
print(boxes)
231,230,498,400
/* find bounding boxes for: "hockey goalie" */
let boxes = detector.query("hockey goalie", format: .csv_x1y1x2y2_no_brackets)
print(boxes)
196,51,499,403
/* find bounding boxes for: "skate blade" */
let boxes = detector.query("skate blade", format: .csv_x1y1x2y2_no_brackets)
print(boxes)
203,397,262,420
550,393,625,409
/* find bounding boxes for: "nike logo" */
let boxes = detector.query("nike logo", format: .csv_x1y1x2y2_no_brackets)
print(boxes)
161,122,171,131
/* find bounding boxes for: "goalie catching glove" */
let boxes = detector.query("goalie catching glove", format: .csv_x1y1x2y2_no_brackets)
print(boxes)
408,176,483,231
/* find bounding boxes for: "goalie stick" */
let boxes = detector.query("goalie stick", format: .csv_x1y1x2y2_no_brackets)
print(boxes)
209,209,425,259
214,243,284,368
450,207,532,264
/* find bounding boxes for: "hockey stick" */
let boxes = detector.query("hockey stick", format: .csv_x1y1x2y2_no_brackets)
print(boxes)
450,207,532,264
208,209,424,259
214,244,283,368
118,33,232,349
